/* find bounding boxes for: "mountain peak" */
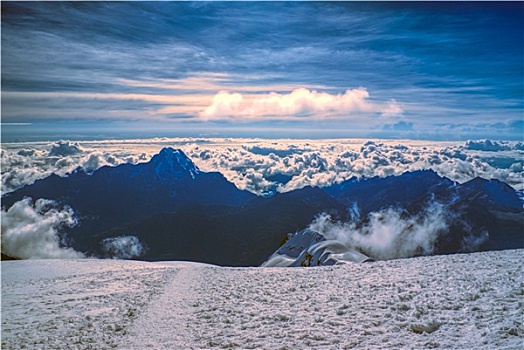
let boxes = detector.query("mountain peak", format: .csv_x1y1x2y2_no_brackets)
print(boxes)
150,148,199,181
461,176,522,208
158,147,180,156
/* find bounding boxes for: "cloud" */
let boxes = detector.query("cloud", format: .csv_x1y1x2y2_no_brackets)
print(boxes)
187,139,524,194
381,100,403,117
244,144,311,158
1,142,151,194
4,80,403,124
101,235,145,260
2,138,523,198
48,140,84,157
81,152,118,173
382,121,414,131
309,203,449,260
1,198,84,259
118,74,327,94
2,2,521,134
2,91,208,120
201,88,402,120
465,139,524,152
202,91,244,119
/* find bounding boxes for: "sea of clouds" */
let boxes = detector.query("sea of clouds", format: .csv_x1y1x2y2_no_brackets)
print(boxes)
2,138,523,196
1,138,522,260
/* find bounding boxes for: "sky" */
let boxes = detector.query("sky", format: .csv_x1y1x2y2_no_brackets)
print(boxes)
1,1,523,141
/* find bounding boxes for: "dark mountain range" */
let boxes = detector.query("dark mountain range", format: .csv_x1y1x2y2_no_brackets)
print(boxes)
2,148,523,266
323,171,523,253
266,175,524,267
324,170,455,215
435,177,523,254
2,148,256,249
93,187,346,266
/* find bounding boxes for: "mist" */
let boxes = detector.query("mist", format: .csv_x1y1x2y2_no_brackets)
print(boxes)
1,197,84,259
309,203,449,260
101,235,145,260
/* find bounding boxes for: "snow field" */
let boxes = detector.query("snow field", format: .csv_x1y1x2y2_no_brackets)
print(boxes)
1,259,172,349
2,250,523,349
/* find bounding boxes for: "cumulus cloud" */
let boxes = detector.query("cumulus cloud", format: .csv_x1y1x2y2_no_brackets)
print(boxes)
101,235,145,260
81,152,118,173
1,167,45,195
2,138,523,197
1,198,84,259
309,203,449,260
202,91,244,119
48,140,84,157
465,139,524,152
1,142,151,194
185,139,524,194
201,88,402,120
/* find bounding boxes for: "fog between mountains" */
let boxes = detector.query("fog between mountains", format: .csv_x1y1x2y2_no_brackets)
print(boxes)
0,197,84,259
1,138,522,261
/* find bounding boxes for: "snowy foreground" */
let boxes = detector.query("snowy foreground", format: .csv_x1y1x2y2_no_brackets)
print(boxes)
2,251,523,350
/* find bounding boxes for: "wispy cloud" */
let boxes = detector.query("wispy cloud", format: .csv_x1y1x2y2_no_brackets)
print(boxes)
4,78,401,121
118,75,329,94
1,2,522,139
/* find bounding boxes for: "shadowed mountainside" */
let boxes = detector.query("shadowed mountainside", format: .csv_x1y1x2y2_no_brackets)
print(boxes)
2,148,523,266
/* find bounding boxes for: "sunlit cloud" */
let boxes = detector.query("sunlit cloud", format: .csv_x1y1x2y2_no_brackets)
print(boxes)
4,82,401,121
201,88,402,120
117,74,329,94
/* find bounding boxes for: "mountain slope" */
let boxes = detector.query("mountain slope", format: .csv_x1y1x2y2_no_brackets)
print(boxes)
90,187,347,266
2,150,522,265
324,170,455,215
1,148,256,254
265,172,524,267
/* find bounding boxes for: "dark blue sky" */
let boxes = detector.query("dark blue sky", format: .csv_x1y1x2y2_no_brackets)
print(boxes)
2,1,523,141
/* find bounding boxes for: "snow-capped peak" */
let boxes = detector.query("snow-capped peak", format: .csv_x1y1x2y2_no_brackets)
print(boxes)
150,148,200,181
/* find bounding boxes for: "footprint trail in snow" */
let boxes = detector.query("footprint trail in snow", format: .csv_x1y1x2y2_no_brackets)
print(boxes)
2,250,523,350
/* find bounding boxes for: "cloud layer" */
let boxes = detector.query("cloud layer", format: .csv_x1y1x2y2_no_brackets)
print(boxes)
2,138,523,197
465,139,524,152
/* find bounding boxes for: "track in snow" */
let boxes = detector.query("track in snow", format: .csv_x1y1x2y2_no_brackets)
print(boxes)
119,263,208,349
2,251,523,349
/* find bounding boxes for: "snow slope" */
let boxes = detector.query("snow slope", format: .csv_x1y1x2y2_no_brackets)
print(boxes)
2,251,523,349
